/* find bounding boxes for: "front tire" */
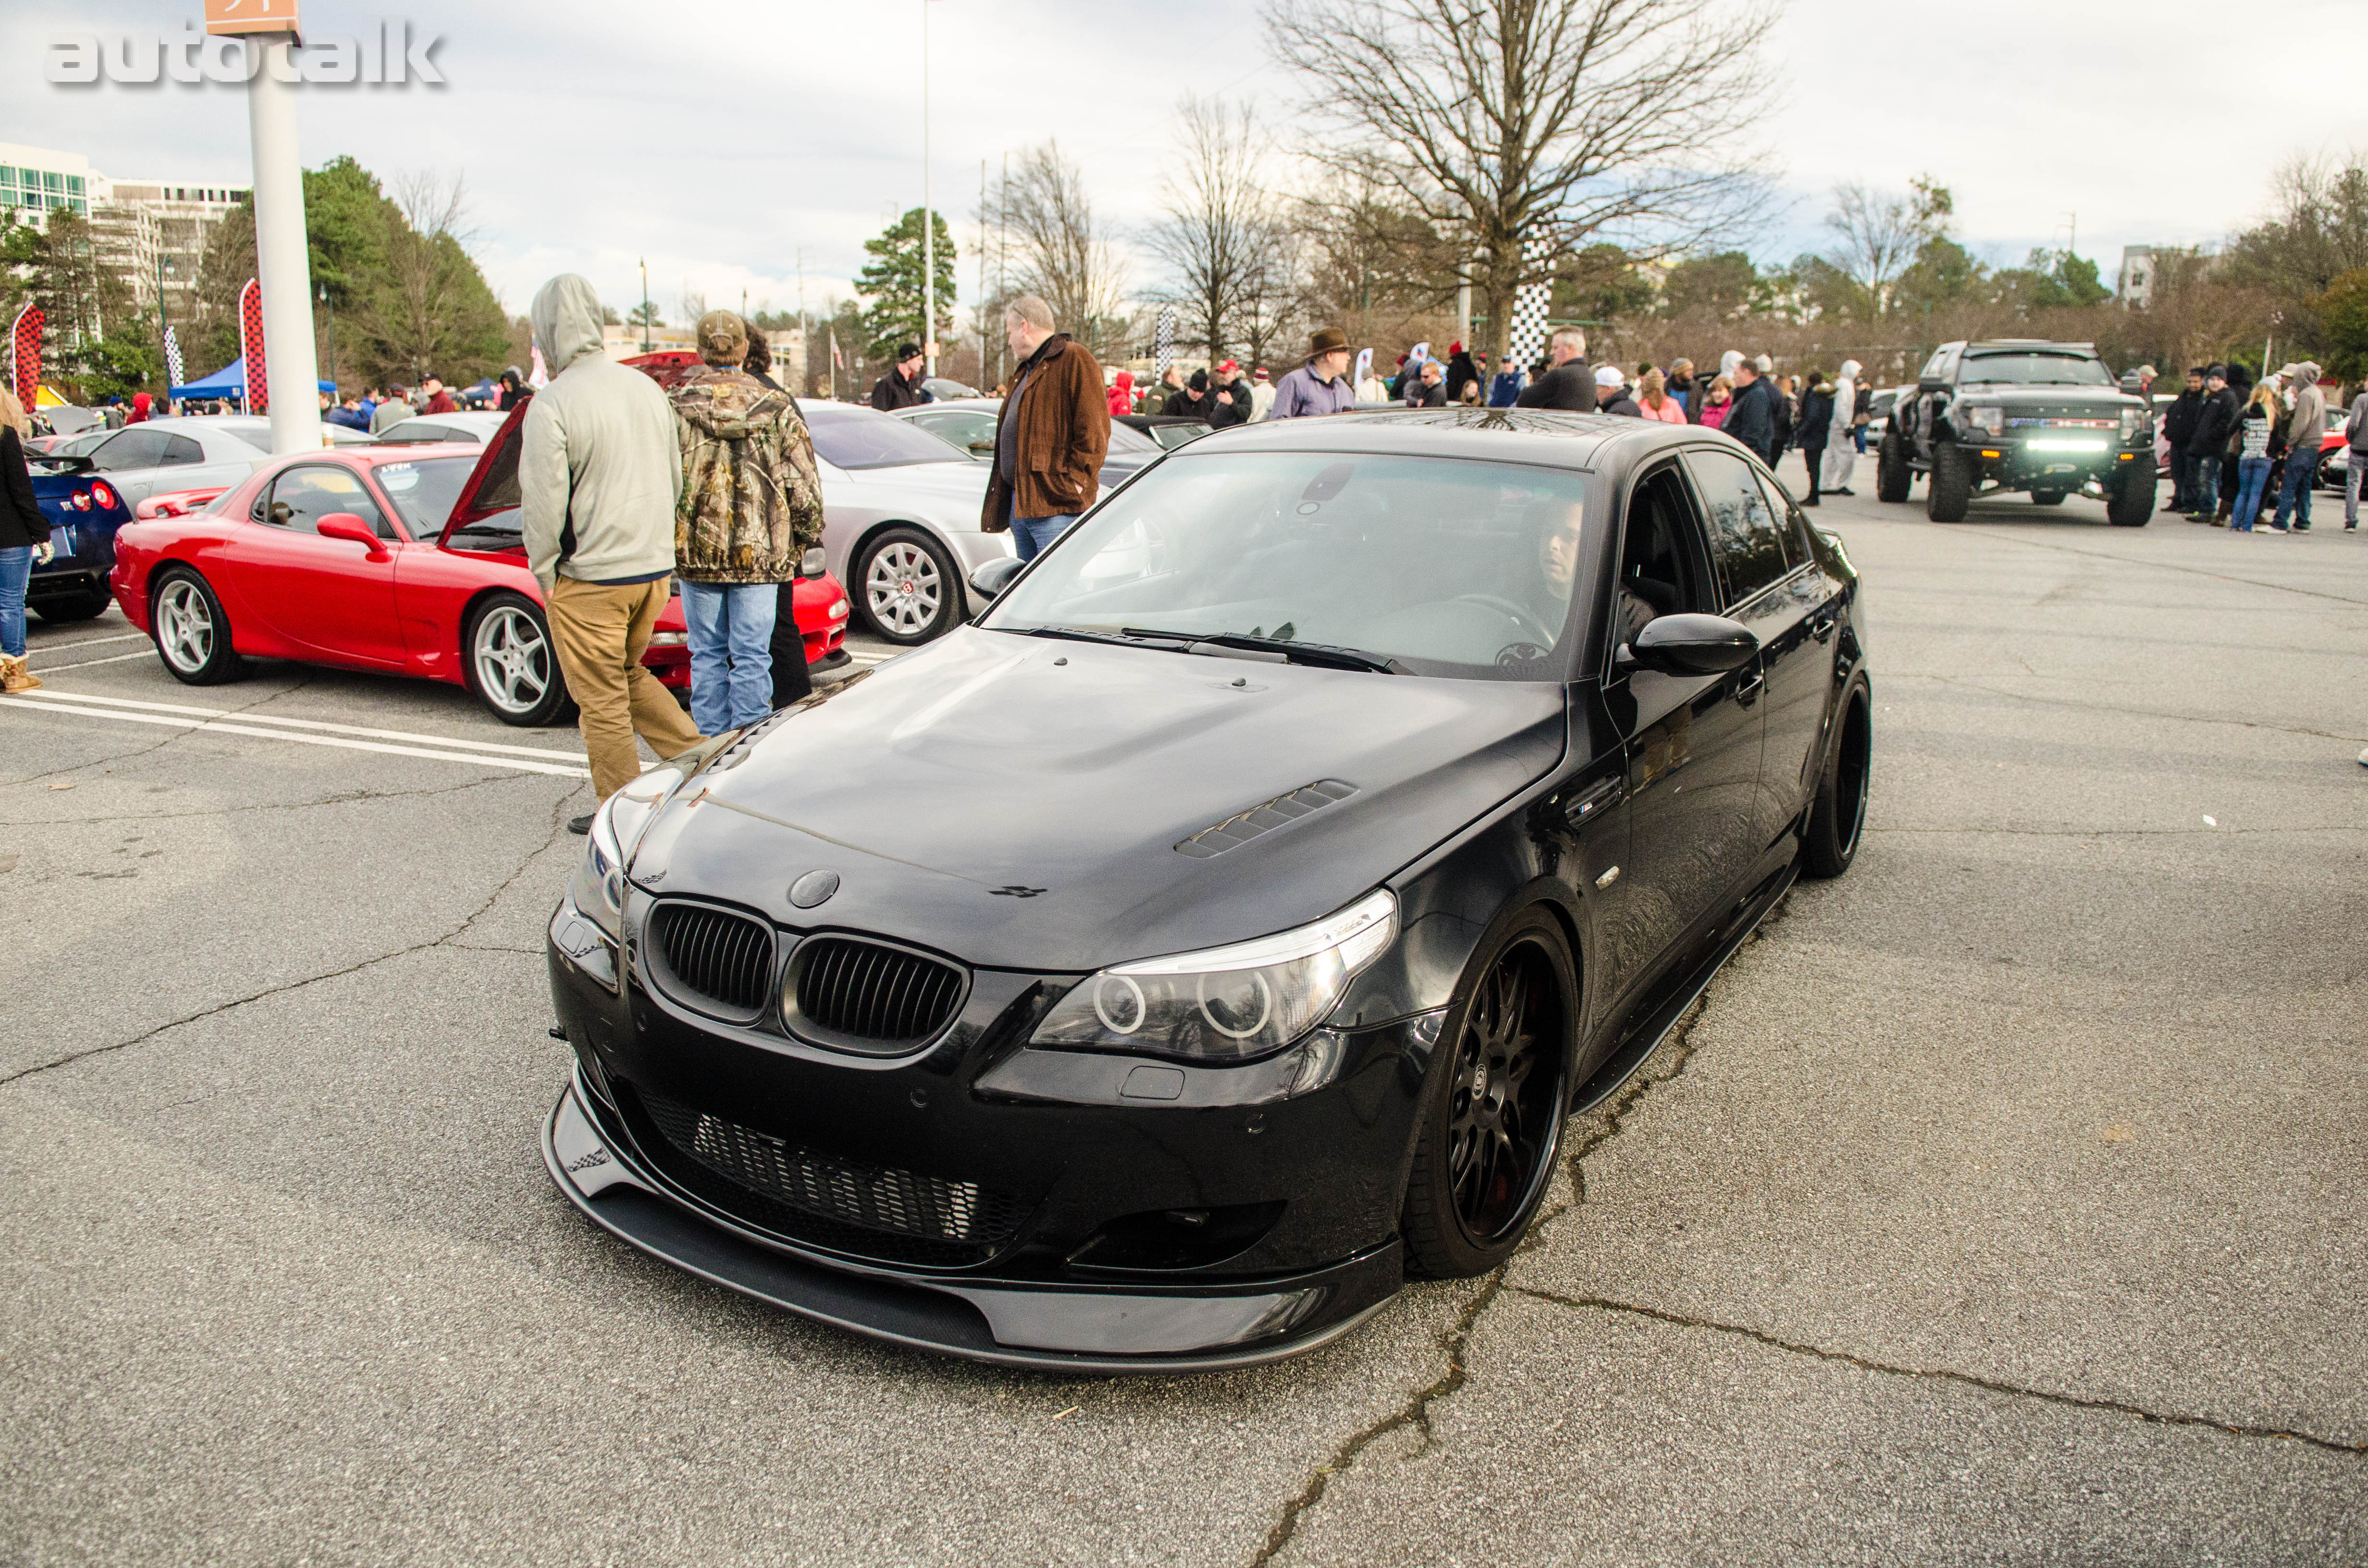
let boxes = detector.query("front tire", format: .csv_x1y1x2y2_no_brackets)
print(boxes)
1803,682,1871,878
1875,431,1911,502
466,591,575,727
855,526,962,645
149,568,247,685
1926,442,1971,522
1401,909,1576,1279
2107,469,2156,527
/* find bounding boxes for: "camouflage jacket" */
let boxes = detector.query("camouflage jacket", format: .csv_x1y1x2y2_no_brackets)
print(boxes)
668,365,825,584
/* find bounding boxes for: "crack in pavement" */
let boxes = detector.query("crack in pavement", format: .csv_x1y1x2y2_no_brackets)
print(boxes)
0,785,583,1091
1509,1286,2368,1458
1895,672,2368,745
0,672,323,789
0,771,525,827
1251,916,1778,1565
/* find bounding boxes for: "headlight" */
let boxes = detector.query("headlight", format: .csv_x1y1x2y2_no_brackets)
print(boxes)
1955,403,2005,436
2119,408,2146,443
1031,890,1397,1062
565,776,671,940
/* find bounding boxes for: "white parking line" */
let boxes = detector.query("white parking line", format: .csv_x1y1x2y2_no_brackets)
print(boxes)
31,631,148,653
30,649,157,673
2,691,591,778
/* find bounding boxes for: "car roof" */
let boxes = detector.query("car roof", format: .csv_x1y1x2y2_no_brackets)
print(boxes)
1160,406,1721,473
892,398,1000,414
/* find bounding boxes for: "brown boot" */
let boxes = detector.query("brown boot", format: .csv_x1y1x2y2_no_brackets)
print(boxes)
1,654,40,693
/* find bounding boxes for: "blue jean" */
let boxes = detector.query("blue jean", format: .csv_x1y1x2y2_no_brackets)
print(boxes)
2190,454,2220,514
2274,445,2315,527
2169,448,2195,512
0,546,29,658
679,580,777,735
2229,458,2271,531
1011,514,1075,563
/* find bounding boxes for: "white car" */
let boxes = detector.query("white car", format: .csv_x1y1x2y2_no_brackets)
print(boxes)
372,410,513,445
76,415,371,511
802,402,1007,645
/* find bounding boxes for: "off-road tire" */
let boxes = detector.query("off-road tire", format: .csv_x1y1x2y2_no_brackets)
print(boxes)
2107,470,2156,527
1925,442,1971,522
1875,431,1911,502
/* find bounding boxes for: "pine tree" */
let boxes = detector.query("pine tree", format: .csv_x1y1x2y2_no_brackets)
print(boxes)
857,208,957,363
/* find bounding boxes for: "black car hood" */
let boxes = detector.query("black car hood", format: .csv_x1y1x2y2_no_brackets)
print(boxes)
633,625,1567,971
1956,382,2141,414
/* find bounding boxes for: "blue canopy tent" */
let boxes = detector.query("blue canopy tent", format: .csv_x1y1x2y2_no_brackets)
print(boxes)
463,377,499,399
169,356,336,402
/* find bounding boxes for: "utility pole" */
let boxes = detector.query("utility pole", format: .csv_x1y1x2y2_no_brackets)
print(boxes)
996,150,1008,388
215,1,321,454
639,257,651,352
921,0,936,381
318,281,334,390
796,247,807,393
978,158,987,386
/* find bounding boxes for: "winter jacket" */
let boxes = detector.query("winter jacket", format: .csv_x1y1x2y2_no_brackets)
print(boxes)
980,333,1110,530
1487,371,1525,407
1209,378,1256,429
2162,388,2202,447
1639,396,1687,426
370,398,414,434
1722,376,1778,463
1700,399,1731,430
1828,361,1861,440
1107,371,1135,419
423,390,457,415
668,364,825,585
0,426,49,551
869,368,930,412
323,405,370,430
1442,351,1479,405
2188,386,2238,457
1798,387,1835,447
2282,364,2325,450
1161,388,1213,422
1769,389,1794,456
1271,362,1356,419
1600,393,1642,418
1410,378,1448,408
1514,362,1598,414
2345,391,2368,449
519,273,684,597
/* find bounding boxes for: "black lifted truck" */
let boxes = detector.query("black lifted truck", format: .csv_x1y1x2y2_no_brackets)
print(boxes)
1876,340,2154,525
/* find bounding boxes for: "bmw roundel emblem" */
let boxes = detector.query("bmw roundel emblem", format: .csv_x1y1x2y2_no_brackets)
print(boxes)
789,870,840,908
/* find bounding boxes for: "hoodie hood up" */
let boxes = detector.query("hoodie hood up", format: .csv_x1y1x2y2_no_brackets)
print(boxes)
530,274,607,377
1837,359,1862,382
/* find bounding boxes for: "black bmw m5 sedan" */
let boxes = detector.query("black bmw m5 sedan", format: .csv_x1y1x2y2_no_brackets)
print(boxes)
543,408,1873,1371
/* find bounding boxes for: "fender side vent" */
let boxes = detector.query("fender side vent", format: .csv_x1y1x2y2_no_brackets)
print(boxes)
1175,780,1357,858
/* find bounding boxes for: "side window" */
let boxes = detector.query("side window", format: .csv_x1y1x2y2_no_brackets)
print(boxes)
1612,465,1715,649
1683,447,1793,607
92,429,169,472
160,433,204,466
1752,470,1812,569
259,465,394,539
1918,350,1949,384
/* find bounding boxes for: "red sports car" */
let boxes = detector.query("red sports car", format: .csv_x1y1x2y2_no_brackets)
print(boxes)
109,406,851,727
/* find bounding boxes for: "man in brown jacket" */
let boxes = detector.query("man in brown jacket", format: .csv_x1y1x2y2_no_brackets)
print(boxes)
980,294,1110,561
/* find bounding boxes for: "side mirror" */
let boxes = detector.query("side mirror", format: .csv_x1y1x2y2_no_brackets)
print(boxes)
969,557,1024,600
317,514,390,557
799,545,827,579
1615,613,1758,677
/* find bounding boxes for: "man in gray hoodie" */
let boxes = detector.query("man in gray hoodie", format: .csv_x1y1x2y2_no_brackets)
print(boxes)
520,273,703,826
2272,362,2326,532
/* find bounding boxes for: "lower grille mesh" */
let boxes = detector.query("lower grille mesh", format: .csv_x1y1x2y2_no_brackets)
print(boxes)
633,1085,1025,1268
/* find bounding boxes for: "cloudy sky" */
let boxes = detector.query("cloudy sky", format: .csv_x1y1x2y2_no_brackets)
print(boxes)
7,0,2365,326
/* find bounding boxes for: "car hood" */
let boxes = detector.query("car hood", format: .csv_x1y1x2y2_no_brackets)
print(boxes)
830,460,990,502
1956,383,2141,414
629,625,1567,971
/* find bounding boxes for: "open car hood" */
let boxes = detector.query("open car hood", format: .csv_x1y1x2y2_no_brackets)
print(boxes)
438,397,532,546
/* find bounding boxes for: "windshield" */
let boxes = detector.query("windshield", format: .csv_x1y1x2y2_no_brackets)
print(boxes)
806,406,972,469
371,458,476,535
1960,354,2116,388
1105,421,1161,455
980,450,1593,679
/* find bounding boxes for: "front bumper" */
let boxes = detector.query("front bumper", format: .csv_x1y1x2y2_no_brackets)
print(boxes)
542,906,1436,1371
1964,437,2149,490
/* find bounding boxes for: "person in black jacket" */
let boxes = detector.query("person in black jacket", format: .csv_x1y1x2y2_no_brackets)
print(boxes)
1796,371,1834,505
1409,359,1449,406
868,343,932,411
2187,366,2238,519
1208,360,1255,428
1163,369,1213,421
1514,328,1598,413
1,422,52,691
2162,368,2204,511
1442,343,1479,405
1722,359,1779,464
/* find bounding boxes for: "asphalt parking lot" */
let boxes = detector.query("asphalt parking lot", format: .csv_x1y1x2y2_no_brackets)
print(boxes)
3,482,2363,1566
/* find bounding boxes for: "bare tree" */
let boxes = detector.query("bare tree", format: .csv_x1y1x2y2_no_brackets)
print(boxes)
1821,176,1946,320
1004,141,1130,357
1146,97,1275,362
363,172,507,383
1268,0,1774,365
678,287,708,325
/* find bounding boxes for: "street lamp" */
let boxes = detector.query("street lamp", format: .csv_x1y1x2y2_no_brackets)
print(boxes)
319,281,334,392
922,0,941,381
640,257,651,353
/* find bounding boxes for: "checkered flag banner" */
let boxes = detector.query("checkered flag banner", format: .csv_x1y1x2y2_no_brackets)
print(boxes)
1156,306,1175,378
1508,239,1553,371
9,304,41,404
238,278,266,412
163,323,185,390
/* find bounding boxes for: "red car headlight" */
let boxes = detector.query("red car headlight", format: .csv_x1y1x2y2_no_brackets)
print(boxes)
88,480,119,512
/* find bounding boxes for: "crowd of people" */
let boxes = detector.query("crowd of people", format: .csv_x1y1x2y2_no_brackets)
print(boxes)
2158,360,2360,533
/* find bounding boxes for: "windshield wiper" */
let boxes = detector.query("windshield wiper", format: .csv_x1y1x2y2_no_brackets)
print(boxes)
1121,628,1406,674
1015,624,1162,650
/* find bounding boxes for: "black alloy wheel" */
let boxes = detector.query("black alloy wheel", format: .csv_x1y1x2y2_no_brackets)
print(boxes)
2106,469,2156,527
33,585,114,623
466,590,576,727
2030,490,2067,506
1875,431,1911,503
856,526,962,645
1803,681,1871,877
1401,910,1575,1278
1925,442,1971,522
149,567,248,685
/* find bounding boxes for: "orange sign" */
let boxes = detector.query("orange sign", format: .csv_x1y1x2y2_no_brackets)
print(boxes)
204,0,302,37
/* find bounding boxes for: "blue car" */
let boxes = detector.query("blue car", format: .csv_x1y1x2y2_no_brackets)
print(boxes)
25,449,134,623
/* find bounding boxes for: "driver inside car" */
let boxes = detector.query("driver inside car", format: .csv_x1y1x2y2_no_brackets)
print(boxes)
1522,497,1584,643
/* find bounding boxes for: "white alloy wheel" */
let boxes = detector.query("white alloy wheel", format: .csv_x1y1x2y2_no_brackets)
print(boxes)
865,539,944,639
156,577,214,674
473,603,553,716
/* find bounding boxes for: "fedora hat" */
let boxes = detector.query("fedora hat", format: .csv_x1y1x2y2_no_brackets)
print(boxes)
1307,326,1348,357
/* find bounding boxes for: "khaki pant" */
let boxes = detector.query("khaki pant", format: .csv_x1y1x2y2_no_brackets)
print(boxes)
547,575,703,800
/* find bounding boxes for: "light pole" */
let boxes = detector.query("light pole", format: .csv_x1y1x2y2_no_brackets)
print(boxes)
922,0,935,381
640,257,651,352
318,281,334,392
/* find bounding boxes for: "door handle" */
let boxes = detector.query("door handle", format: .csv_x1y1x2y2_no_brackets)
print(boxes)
1810,614,1836,643
1735,671,1764,706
